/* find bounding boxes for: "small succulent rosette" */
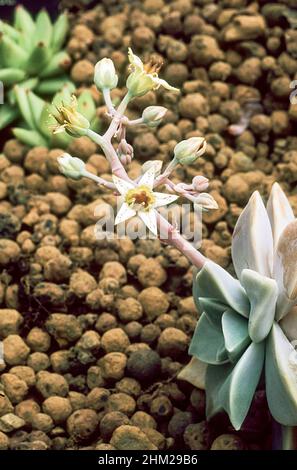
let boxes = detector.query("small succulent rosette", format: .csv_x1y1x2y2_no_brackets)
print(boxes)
188,183,297,430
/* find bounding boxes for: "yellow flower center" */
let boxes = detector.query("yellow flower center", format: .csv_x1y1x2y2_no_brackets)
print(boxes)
125,185,155,211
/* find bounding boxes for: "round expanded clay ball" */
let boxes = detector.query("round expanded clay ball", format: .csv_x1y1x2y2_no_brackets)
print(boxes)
3,335,30,365
127,349,161,384
42,397,73,424
184,421,210,450
0,432,9,450
116,297,143,323
138,287,169,321
1,373,28,404
210,434,246,450
71,59,94,83
99,411,130,441
9,366,36,388
100,352,127,381
67,409,99,442
137,259,167,287
36,371,69,398
26,327,51,352
99,261,127,285
106,393,136,417
15,399,40,424
0,309,23,338
110,425,157,450
27,352,50,372
0,239,20,266
157,327,188,359
101,328,130,353
31,413,54,432
130,411,157,430
86,387,110,411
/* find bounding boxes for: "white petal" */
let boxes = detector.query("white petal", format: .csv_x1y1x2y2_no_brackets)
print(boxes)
115,203,136,225
266,182,294,250
138,167,155,189
153,192,179,208
155,77,179,92
231,191,273,280
112,175,135,195
128,48,143,71
138,209,157,236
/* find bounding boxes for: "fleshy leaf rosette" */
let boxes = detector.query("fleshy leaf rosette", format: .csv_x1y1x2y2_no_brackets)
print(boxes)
188,183,297,430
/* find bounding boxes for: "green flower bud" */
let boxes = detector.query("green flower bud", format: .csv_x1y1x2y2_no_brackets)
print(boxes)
58,153,85,180
142,106,167,127
94,58,118,91
174,137,207,165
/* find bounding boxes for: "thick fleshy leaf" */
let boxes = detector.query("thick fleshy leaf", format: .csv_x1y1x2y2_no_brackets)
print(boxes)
241,269,278,343
194,261,250,317
266,183,294,250
199,297,226,329
219,341,265,430
222,309,250,362
266,323,297,426
178,356,206,390
275,220,297,320
206,363,233,420
231,191,273,279
189,313,228,365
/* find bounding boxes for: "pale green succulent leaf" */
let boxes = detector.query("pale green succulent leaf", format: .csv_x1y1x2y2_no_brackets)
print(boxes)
232,191,273,279
27,91,46,130
206,363,233,420
0,104,20,130
25,43,52,75
13,85,36,129
222,309,250,362
34,9,53,48
0,35,28,68
266,323,297,426
0,68,26,86
35,77,74,95
189,312,228,365
12,127,48,147
14,6,35,36
39,51,71,79
77,90,96,122
241,269,278,343
219,341,265,430
51,13,69,53
194,260,250,317
0,20,21,42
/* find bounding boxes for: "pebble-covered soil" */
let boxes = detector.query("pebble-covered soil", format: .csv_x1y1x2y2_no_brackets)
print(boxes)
0,0,296,450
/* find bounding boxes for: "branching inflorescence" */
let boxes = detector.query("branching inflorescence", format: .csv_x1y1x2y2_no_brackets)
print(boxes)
53,48,218,268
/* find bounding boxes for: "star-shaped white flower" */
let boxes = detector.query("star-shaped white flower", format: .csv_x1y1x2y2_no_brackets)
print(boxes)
126,48,179,97
113,167,179,236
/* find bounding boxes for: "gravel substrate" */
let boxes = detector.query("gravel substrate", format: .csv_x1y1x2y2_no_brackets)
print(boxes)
0,0,296,450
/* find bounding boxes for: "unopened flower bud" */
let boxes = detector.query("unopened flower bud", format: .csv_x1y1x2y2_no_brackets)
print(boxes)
142,106,167,127
193,193,218,210
141,160,163,176
174,137,207,165
192,175,209,192
94,58,118,90
58,153,86,180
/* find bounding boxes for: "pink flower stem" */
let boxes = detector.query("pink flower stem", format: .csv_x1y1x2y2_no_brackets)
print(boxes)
156,212,206,269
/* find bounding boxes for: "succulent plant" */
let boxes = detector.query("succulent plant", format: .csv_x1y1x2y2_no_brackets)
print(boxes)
0,6,71,130
186,183,297,430
12,84,99,148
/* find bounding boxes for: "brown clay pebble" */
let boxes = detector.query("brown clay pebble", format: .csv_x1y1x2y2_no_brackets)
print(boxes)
210,434,246,450
67,409,99,442
110,425,157,450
